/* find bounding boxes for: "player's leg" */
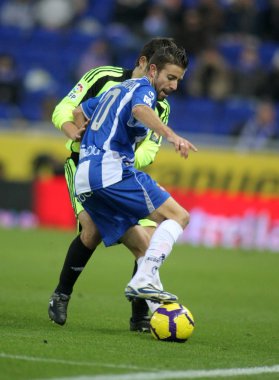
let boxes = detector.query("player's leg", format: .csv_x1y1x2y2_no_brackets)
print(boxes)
54,210,101,295
121,224,155,332
125,196,189,302
123,222,163,332
48,209,102,325
78,177,186,304
48,158,152,327
48,157,102,325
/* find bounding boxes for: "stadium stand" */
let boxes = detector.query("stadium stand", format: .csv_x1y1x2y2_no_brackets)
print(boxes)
0,0,278,138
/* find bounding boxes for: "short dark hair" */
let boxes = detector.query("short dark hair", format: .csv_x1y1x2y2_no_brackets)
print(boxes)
135,37,177,66
148,46,189,71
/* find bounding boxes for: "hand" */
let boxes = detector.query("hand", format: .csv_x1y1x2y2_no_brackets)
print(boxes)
72,120,88,142
62,120,88,142
177,138,198,158
167,133,198,158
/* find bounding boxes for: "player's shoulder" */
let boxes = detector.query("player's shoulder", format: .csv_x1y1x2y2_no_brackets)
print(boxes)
82,66,126,83
134,77,157,96
139,76,154,87
123,77,153,93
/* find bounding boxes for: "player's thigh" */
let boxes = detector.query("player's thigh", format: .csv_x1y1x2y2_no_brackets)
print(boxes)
148,196,189,228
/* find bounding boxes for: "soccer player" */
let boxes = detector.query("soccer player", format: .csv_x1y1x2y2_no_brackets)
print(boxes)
49,38,177,331
74,45,197,303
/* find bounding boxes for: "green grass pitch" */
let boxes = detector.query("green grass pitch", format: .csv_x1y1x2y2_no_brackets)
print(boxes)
0,227,278,380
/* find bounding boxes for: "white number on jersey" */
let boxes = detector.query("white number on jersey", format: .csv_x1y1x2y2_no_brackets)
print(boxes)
91,88,121,131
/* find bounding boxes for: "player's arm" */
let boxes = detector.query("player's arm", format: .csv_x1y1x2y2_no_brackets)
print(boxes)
72,106,87,128
73,97,100,126
70,97,101,141
52,66,124,133
52,70,101,141
134,100,169,169
58,97,96,143
59,105,89,143
132,104,197,159
60,109,87,143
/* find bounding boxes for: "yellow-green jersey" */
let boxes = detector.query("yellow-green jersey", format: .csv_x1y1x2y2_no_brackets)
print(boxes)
52,66,171,169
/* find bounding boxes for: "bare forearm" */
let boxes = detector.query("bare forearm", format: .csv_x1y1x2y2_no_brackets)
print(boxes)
73,106,87,128
132,105,173,140
61,121,80,140
132,104,198,159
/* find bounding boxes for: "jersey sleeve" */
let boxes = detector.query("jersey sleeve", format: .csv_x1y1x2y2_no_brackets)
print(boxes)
132,85,156,110
80,96,100,119
52,66,127,131
52,76,91,130
134,130,162,169
52,66,127,153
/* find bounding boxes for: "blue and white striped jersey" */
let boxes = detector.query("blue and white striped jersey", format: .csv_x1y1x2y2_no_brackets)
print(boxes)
75,76,157,194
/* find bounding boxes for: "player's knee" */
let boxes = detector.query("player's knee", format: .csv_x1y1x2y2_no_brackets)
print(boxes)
81,228,101,250
78,210,101,249
176,208,190,229
79,217,101,249
184,209,190,227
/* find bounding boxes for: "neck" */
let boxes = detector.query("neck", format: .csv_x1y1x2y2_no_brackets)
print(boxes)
131,67,153,86
132,66,143,78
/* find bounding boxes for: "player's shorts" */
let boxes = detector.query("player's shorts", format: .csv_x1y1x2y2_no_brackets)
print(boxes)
65,156,158,230
77,170,170,247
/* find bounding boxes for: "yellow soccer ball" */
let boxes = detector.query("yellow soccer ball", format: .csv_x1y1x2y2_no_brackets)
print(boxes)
150,303,195,343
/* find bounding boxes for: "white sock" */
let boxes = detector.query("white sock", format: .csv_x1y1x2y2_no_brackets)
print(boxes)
135,257,163,313
137,256,144,266
146,300,161,313
154,269,163,290
146,270,163,313
131,219,183,285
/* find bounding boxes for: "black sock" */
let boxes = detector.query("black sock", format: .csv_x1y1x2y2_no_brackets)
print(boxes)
131,260,149,320
131,259,138,277
55,235,94,295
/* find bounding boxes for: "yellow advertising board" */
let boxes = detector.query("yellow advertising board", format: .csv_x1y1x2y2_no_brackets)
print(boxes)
0,131,278,197
0,131,68,180
145,145,279,197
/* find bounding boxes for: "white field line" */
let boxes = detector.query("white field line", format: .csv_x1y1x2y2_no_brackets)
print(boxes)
1,353,279,380
38,365,279,380
0,352,143,370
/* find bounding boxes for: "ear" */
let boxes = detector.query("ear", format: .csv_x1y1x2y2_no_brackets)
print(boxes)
149,63,157,79
138,56,148,69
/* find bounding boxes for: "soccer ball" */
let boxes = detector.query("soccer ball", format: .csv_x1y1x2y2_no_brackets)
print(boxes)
150,303,195,343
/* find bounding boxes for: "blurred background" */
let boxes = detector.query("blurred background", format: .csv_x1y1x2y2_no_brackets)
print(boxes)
0,0,278,251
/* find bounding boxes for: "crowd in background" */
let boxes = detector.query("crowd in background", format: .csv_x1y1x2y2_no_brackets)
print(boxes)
0,0,279,148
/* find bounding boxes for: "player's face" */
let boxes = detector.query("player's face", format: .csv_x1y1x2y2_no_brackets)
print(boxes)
153,64,185,100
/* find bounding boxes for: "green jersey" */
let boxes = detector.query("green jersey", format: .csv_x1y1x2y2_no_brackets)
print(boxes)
52,66,170,169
